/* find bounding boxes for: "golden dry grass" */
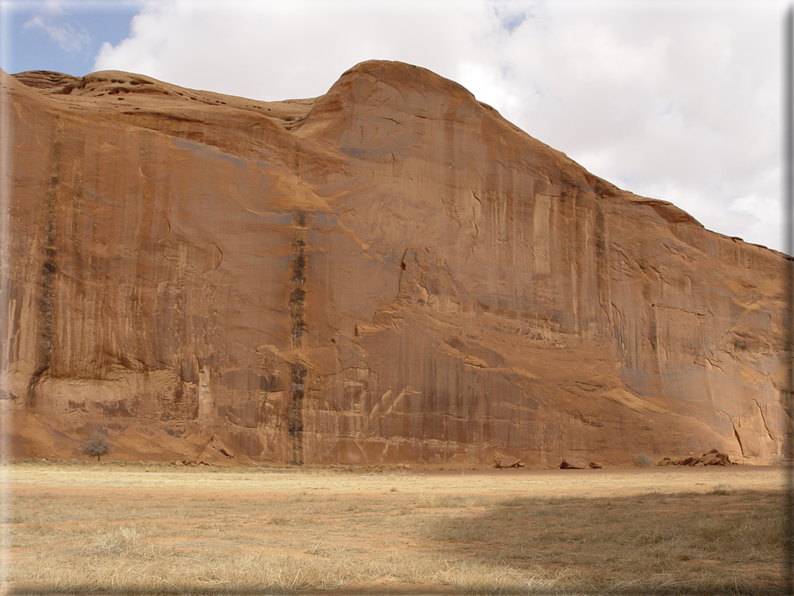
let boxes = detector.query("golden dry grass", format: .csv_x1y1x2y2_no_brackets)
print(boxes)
4,462,785,595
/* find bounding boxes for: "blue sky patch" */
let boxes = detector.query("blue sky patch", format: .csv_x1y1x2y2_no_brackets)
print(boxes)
1,1,140,76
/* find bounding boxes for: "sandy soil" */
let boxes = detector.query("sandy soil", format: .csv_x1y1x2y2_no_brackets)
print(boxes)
5,462,786,595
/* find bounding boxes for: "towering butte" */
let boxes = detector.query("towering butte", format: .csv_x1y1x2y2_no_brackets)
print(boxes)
2,60,786,466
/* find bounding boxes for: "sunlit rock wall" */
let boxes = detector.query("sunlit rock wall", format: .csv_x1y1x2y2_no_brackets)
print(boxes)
3,62,786,465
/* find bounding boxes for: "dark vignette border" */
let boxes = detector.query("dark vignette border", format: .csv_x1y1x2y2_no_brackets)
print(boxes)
785,7,794,596
0,3,790,596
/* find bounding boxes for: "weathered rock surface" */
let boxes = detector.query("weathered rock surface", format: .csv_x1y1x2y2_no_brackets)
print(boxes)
2,61,787,465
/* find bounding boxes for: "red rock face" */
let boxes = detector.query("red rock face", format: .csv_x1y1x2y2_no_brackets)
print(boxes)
3,61,786,465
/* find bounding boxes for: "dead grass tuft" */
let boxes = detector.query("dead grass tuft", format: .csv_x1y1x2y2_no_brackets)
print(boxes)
80,525,152,558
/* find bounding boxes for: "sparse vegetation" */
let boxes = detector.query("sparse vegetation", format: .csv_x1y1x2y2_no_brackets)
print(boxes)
7,463,783,594
80,434,112,462
711,483,733,495
634,453,655,467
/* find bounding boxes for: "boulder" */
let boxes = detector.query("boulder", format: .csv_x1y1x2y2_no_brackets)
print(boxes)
560,459,587,470
658,450,734,467
496,456,523,469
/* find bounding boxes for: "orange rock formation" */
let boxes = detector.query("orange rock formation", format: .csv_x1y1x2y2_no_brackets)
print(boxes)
2,61,786,465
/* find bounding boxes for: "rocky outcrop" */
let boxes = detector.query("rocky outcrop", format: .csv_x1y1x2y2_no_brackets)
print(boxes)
2,61,787,465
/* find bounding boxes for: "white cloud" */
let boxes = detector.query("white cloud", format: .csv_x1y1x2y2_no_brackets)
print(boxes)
93,0,787,252
24,7,91,54
96,0,494,99
44,0,65,15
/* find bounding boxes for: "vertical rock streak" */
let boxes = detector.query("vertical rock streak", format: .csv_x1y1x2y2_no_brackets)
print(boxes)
30,126,62,406
287,211,307,464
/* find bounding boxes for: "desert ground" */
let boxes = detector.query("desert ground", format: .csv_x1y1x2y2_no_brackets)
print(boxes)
5,461,785,595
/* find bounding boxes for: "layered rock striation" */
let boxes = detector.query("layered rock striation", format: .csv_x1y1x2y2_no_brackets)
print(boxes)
2,61,787,465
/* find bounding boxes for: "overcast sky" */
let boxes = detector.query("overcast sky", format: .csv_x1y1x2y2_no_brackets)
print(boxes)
1,0,788,253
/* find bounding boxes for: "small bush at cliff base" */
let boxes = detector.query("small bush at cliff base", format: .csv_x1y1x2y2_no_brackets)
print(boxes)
634,453,655,467
81,435,112,462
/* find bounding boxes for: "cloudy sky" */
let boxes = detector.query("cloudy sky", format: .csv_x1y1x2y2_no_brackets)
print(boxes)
1,0,788,253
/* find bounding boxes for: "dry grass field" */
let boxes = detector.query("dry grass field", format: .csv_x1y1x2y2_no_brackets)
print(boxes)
3,461,785,595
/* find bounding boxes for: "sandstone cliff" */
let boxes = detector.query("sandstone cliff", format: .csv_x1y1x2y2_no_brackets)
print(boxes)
2,61,786,465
